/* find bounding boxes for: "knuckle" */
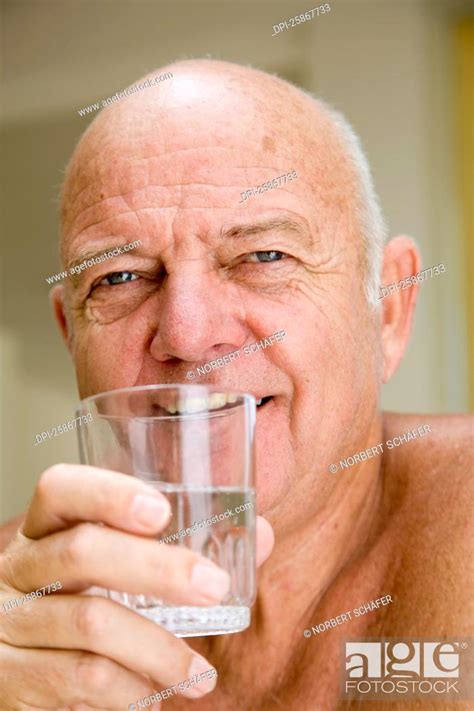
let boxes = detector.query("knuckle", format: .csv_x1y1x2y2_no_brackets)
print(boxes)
157,548,202,591
151,545,191,579
62,523,97,569
73,598,108,639
36,463,67,500
74,651,116,692
149,549,170,579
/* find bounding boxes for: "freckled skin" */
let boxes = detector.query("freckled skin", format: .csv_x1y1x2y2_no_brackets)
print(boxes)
8,59,473,709
262,135,276,153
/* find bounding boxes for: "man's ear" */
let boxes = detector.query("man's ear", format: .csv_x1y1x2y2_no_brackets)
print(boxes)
49,284,74,354
379,236,421,383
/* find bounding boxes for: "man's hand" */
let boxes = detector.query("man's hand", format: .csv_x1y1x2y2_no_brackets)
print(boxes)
0,513,25,554
0,465,274,710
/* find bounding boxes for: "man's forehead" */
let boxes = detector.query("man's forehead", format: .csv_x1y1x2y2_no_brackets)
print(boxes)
60,60,356,254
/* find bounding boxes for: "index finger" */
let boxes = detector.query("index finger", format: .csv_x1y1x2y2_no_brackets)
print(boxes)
22,464,171,539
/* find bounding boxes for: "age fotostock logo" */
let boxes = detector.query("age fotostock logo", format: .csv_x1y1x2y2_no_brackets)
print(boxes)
342,638,473,700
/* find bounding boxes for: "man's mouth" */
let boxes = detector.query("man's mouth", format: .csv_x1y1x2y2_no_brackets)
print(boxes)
256,395,273,409
156,393,274,416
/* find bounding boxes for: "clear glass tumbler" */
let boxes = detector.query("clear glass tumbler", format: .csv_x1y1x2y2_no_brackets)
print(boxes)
76,384,256,637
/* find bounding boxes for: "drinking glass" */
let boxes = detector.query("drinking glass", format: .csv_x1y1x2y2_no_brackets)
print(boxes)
76,384,256,637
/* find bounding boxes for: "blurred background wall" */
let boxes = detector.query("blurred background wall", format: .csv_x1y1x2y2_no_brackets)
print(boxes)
1,0,472,520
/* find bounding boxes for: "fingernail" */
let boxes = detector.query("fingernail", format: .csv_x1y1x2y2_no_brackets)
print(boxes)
131,494,170,529
185,654,218,697
191,560,230,603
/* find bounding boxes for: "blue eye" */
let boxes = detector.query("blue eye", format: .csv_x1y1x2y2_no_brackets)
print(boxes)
247,251,286,263
99,271,139,286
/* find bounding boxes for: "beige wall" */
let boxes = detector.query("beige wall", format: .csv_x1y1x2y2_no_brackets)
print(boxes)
1,0,471,520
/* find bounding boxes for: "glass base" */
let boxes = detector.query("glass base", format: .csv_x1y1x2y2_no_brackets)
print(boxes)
136,605,251,637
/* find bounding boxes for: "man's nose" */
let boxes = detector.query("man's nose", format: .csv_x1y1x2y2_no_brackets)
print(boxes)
149,269,246,364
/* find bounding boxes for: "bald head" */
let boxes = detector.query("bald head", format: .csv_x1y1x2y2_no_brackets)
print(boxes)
60,58,386,305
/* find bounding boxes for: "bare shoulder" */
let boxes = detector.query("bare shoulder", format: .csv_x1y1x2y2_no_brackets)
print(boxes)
382,411,473,495
379,412,473,635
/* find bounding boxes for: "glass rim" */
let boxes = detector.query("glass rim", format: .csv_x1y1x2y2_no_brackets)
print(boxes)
76,383,256,421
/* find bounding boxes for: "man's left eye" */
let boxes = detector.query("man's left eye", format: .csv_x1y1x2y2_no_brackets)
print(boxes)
98,271,139,286
245,251,287,263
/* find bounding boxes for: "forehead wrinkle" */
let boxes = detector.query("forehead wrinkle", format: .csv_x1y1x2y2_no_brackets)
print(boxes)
63,72,299,197
66,199,142,244
60,60,361,266
65,159,144,229
69,144,248,206
61,141,149,243
63,147,263,240
66,172,303,251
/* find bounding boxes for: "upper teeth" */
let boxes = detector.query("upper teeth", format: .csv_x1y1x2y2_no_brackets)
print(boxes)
162,393,240,415
256,398,263,406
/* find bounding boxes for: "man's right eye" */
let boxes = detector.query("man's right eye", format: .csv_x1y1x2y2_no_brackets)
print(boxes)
98,271,139,286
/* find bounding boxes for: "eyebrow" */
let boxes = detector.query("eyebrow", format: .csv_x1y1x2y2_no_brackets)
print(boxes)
220,218,316,249
66,243,134,272
66,241,142,286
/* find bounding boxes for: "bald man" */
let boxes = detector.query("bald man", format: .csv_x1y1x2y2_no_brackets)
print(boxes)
0,60,472,710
